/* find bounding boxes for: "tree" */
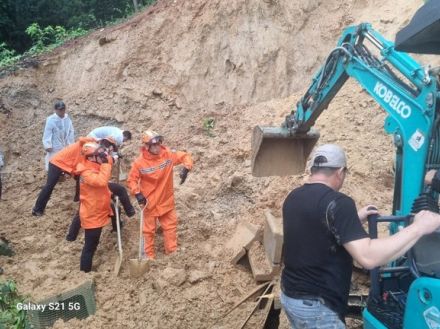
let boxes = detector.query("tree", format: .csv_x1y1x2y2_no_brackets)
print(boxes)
0,0,156,53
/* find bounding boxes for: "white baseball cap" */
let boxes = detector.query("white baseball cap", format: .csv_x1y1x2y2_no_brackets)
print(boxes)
311,144,347,168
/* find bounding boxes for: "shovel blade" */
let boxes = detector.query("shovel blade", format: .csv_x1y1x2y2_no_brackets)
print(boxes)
251,126,320,177
118,170,128,182
129,259,150,278
114,256,123,276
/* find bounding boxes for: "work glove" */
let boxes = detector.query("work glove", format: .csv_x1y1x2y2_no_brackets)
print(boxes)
111,151,119,162
135,193,147,206
179,167,190,185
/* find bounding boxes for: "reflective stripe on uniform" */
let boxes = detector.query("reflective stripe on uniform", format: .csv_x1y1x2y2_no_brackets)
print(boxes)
139,159,172,174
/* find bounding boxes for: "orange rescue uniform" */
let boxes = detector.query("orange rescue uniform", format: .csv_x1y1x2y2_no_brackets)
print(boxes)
127,146,193,258
76,161,112,229
50,137,96,174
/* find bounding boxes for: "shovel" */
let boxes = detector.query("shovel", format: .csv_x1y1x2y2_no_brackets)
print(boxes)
129,203,150,278
113,197,123,276
116,157,127,183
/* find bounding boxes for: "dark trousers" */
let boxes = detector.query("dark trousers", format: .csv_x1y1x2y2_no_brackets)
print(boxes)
66,200,125,241
35,162,134,216
0,174,2,200
66,212,81,241
80,227,102,272
108,182,135,217
33,163,63,213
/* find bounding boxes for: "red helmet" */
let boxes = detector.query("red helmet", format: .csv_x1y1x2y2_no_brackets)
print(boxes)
100,136,117,150
142,130,163,145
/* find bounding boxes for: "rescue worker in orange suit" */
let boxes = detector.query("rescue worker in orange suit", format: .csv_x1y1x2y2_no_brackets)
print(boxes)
32,136,96,216
33,136,135,219
127,130,193,259
76,142,113,272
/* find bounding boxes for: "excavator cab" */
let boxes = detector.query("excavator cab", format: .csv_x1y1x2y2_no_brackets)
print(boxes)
251,125,319,177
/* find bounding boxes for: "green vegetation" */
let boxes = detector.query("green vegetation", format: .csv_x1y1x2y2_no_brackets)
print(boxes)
0,23,87,69
0,280,28,329
0,43,20,68
0,0,157,69
203,118,216,137
25,23,87,54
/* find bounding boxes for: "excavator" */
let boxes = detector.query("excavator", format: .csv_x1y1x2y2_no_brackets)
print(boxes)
251,23,440,329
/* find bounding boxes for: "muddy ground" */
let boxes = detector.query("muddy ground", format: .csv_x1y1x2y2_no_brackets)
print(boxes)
0,0,437,328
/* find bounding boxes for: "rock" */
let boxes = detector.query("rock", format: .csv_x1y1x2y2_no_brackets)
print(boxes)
161,267,187,286
210,210,221,220
152,278,168,291
207,261,217,273
115,113,124,122
210,174,221,183
230,174,243,187
188,270,211,284
174,98,182,109
139,291,148,305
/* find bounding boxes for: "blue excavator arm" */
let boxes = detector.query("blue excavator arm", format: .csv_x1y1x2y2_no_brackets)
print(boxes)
255,23,440,329
290,23,439,216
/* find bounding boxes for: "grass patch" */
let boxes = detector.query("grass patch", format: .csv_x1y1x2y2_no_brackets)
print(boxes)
0,280,28,329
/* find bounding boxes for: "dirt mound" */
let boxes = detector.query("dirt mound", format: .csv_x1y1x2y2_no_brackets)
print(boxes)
0,0,433,328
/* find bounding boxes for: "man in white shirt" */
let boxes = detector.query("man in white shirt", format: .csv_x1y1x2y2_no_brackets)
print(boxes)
88,126,131,148
42,101,75,171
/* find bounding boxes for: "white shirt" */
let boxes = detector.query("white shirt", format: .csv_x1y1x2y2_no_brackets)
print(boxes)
88,126,124,146
42,113,75,152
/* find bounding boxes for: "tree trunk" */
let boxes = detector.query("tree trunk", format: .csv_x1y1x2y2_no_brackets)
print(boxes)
132,0,139,11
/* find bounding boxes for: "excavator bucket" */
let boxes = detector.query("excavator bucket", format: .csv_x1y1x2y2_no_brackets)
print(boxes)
251,126,320,177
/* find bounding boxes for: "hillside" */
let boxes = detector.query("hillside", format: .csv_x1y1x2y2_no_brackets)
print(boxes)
0,0,433,328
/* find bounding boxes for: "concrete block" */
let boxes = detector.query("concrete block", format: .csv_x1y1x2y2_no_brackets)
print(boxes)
226,221,261,264
263,209,283,264
230,247,246,265
248,241,281,282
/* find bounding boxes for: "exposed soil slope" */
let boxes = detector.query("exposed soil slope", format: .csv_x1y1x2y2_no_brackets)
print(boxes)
0,0,435,328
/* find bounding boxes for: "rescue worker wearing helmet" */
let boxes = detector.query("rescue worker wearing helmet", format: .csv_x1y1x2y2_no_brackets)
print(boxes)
66,135,135,241
127,130,193,259
33,134,135,219
76,142,113,272
32,136,97,216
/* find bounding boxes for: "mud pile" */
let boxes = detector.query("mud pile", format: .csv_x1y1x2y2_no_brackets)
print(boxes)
0,0,432,328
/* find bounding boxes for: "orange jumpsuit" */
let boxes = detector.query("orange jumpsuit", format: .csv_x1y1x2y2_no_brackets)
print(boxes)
51,137,97,174
76,161,113,229
127,146,193,258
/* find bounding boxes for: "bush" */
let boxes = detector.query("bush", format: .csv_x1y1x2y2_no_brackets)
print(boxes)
0,280,28,329
0,43,21,68
25,23,87,55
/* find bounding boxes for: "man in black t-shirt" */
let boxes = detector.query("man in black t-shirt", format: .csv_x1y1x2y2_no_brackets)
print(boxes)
281,144,440,328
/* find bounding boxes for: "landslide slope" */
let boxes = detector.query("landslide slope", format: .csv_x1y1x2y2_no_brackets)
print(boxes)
0,0,431,328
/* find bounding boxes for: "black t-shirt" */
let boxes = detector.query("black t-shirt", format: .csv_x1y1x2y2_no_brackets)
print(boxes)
281,183,368,320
